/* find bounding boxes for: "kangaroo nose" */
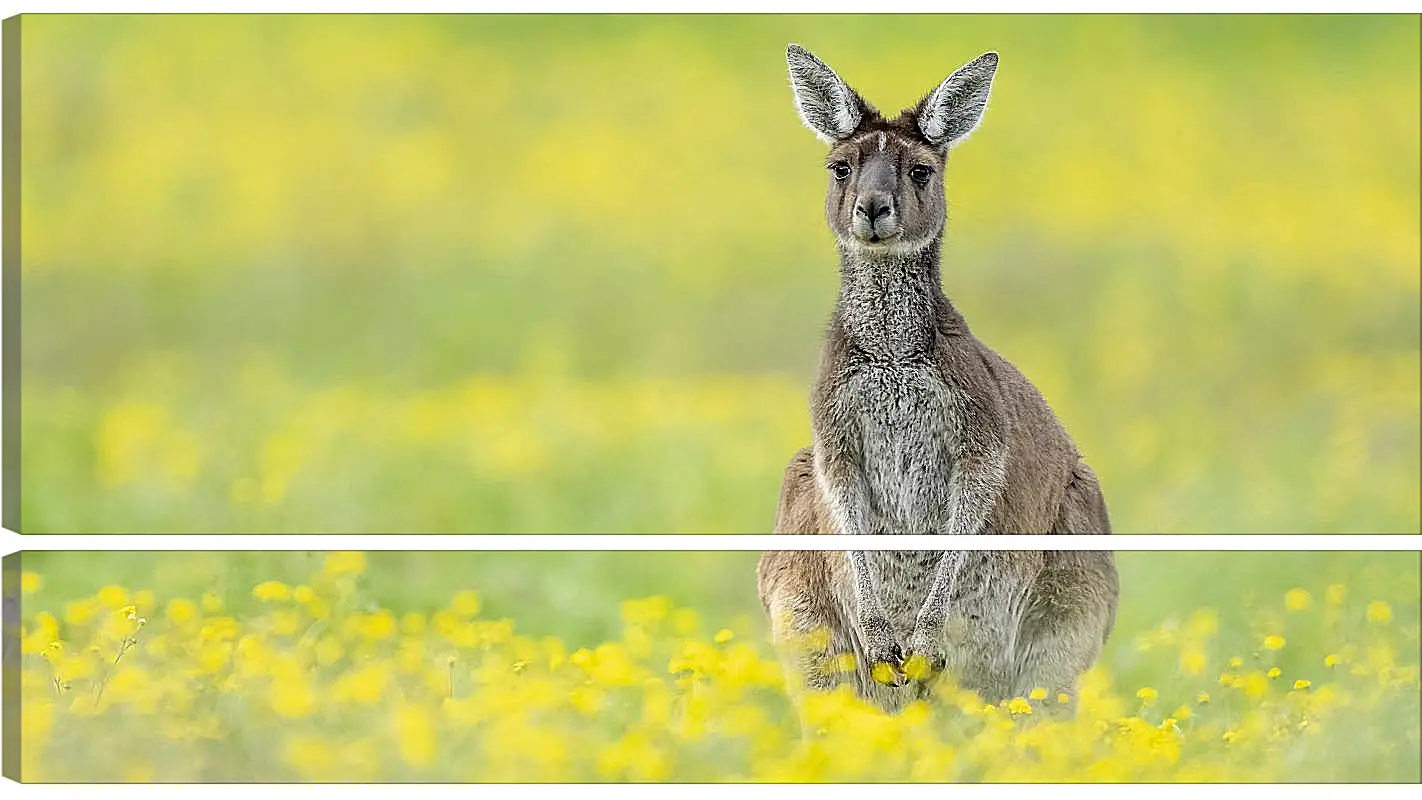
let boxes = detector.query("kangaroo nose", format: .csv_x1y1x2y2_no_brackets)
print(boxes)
855,193,894,222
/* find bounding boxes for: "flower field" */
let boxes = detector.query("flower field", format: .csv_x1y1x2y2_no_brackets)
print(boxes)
11,551,1420,782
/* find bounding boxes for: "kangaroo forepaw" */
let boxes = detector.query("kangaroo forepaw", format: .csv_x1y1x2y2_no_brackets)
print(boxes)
860,616,909,687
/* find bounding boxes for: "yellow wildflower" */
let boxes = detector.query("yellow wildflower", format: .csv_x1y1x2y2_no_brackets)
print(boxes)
450,590,482,617
96,585,129,609
1326,584,1347,606
252,581,291,602
322,551,367,578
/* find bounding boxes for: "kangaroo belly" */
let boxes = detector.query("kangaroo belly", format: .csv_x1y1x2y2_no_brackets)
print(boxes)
858,550,1038,702
842,363,959,533
866,550,944,634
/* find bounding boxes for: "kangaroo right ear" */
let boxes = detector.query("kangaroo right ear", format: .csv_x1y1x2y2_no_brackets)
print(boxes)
786,44,867,144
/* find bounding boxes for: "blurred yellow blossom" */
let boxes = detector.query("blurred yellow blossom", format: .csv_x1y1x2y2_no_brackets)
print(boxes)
1284,588,1312,612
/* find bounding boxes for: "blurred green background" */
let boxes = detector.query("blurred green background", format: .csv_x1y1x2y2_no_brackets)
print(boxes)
16,15,1421,533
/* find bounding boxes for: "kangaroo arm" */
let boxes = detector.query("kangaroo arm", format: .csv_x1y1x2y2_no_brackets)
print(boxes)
911,550,964,639
944,433,1007,536
813,442,892,624
909,441,1006,653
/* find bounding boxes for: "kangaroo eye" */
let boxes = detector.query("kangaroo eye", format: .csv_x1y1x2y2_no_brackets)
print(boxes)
909,165,933,185
830,162,851,181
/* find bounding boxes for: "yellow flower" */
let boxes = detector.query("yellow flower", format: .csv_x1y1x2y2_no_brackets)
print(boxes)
618,596,668,625
1007,697,1033,715
355,611,398,641
1028,687,1048,700
1262,635,1285,651
252,581,291,602
132,589,155,614
1283,587,1311,611
293,585,315,603
1196,692,1211,704
713,628,734,644
1241,673,1269,698
63,599,99,627
315,637,344,667
1227,656,1244,668
1366,601,1392,624
1324,653,1340,668
322,551,367,578
670,608,700,636
568,686,603,715
96,585,129,609
1267,667,1282,679
333,664,392,705
1057,693,1071,704
271,610,303,637
394,705,437,769
269,675,316,719
284,735,336,778
870,662,901,686
1185,608,1219,638
20,572,43,595
1136,686,1158,706
902,654,934,681
1179,648,1208,676
1325,584,1346,606
450,590,482,617
1292,679,1311,690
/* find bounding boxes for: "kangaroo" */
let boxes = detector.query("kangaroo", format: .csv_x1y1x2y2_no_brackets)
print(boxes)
757,45,1119,718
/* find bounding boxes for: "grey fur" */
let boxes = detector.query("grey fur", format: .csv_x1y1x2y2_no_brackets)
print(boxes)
917,51,999,149
758,46,1119,720
787,43,870,144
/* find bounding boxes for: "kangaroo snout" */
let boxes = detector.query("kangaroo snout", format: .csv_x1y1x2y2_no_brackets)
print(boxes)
853,191,898,241
855,192,895,222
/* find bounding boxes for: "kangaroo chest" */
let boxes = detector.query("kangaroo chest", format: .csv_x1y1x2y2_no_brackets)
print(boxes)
832,359,962,533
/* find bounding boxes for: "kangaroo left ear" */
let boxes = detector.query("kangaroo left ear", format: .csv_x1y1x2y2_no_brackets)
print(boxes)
916,52,999,150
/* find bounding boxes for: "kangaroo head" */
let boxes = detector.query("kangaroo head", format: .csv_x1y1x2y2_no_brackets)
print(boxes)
786,45,998,258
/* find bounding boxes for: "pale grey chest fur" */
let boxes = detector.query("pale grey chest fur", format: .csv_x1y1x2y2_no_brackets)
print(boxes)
833,360,961,534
